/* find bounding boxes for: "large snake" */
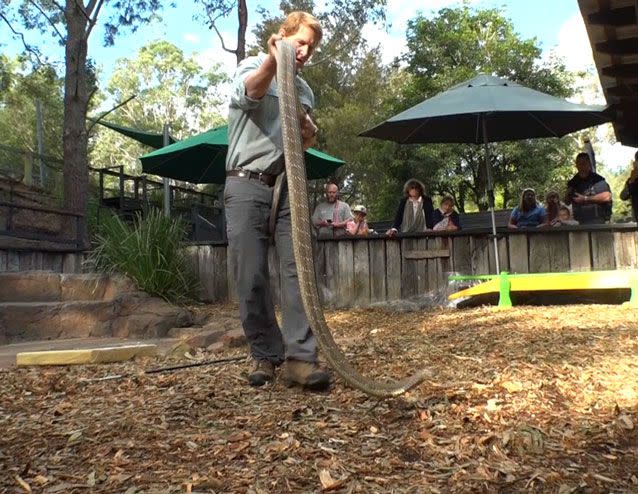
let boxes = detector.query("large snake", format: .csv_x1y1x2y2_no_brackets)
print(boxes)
275,40,431,398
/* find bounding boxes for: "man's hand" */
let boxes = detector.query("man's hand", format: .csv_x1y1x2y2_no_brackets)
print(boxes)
267,33,283,61
573,193,588,204
300,113,318,150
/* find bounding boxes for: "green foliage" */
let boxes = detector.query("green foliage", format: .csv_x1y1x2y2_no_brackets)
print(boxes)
90,40,227,174
89,208,200,303
368,4,579,214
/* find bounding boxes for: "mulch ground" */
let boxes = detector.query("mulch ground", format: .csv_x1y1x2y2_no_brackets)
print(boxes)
1,303,637,493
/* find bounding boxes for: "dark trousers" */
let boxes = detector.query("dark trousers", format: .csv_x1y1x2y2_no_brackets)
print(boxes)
224,176,317,364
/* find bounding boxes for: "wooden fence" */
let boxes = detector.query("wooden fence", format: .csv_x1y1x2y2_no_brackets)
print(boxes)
185,224,638,308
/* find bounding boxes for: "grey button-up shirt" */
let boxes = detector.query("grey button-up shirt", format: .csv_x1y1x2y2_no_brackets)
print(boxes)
226,53,315,176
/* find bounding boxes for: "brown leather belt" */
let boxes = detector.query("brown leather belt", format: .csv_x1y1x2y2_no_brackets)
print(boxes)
227,169,277,187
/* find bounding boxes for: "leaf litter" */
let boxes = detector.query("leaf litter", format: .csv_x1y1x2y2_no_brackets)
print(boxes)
1,303,637,493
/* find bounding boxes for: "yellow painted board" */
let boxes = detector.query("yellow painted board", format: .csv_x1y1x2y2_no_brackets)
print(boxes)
16,344,158,366
448,279,500,300
448,270,638,301
509,271,636,291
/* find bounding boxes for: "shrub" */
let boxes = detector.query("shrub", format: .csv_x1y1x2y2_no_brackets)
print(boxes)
88,208,199,303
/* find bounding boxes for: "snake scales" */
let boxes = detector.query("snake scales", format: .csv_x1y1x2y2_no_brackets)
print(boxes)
275,40,431,398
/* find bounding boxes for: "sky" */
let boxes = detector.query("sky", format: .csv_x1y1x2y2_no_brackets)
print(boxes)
2,0,636,169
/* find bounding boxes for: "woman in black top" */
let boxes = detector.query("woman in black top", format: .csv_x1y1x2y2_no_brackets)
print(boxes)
386,178,434,236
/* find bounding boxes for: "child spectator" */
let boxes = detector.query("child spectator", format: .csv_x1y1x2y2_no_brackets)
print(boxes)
346,205,370,236
545,190,563,226
508,188,548,228
432,195,461,231
553,205,579,226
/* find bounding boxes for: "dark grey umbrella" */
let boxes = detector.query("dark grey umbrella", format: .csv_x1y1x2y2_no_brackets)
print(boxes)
361,73,612,272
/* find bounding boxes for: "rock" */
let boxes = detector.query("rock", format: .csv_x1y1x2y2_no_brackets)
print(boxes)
206,341,225,353
220,329,247,348
184,329,226,349
111,293,193,338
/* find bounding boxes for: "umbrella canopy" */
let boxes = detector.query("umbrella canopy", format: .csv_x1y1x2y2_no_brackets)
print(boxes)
89,118,177,148
360,73,613,273
360,74,611,143
140,125,345,184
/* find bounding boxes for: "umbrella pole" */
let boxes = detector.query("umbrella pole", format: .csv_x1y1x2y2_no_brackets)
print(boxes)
483,119,500,274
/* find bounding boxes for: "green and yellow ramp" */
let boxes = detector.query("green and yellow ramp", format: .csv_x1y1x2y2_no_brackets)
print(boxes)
448,270,638,308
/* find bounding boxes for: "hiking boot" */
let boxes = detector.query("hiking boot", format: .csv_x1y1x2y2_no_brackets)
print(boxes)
281,359,330,391
248,360,275,387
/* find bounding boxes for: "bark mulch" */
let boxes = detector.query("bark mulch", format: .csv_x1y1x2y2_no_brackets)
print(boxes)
1,304,637,493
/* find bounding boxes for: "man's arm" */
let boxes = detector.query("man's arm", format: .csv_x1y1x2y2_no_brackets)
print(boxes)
244,34,281,99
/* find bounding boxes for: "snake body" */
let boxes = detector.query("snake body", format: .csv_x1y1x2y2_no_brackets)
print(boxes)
275,40,431,398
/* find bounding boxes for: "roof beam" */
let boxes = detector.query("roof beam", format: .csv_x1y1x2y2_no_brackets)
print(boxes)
588,6,636,26
596,37,638,55
602,62,638,79
605,83,638,99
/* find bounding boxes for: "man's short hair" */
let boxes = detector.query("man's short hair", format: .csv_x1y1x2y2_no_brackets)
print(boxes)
576,152,590,162
280,11,323,45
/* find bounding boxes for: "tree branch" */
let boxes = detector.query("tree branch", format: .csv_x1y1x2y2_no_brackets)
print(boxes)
27,0,65,42
211,21,237,56
85,0,105,38
0,13,45,65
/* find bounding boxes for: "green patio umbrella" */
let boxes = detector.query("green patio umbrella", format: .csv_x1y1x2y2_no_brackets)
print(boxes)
89,118,177,148
139,125,345,184
360,73,612,273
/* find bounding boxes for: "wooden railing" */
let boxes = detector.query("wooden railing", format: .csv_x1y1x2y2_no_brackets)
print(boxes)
184,224,638,307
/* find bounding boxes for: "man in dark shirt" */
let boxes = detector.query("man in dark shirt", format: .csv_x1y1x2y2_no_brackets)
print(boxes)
620,151,638,222
565,152,612,224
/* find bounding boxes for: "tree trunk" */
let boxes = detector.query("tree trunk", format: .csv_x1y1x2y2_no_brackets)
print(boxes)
236,0,247,63
63,1,90,248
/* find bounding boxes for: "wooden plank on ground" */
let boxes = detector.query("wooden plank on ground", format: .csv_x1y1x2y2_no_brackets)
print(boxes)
451,236,471,274
17,344,158,366
508,234,529,273
369,239,386,303
353,240,370,307
568,231,591,271
336,241,354,308
591,231,616,270
386,239,401,300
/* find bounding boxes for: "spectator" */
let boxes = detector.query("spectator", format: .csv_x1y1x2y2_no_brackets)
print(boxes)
432,195,461,231
545,190,564,226
620,150,638,222
565,152,612,224
386,178,434,236
552,205,579,226
508,188,548,228
311,183,353,238
346,205,370,236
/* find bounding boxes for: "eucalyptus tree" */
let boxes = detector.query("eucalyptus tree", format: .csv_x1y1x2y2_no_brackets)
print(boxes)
1,0,168,245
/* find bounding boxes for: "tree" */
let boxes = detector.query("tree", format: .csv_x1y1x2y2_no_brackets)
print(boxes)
2,1,167,246
0,55,65,185
197,0,387,65
383,5,577,212
91,40,227,173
